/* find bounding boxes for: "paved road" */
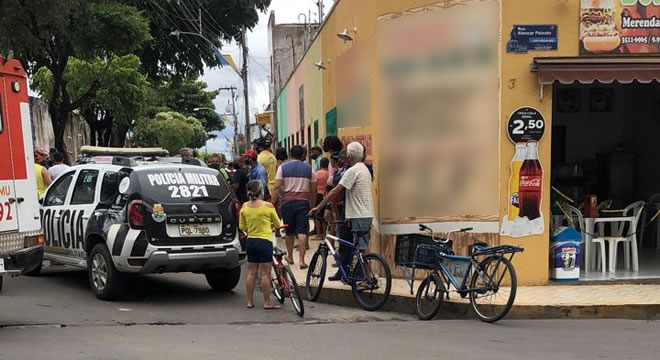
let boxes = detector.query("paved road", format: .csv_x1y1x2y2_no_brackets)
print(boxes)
1,265,660,359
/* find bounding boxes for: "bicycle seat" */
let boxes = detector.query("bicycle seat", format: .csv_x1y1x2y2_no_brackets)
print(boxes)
273,247,286,257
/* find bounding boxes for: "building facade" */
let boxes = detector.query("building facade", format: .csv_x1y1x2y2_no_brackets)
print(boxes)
274,0,660,285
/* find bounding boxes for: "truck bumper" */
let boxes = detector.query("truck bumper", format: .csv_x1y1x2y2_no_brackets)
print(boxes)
1,245,44,276
137,247,244,274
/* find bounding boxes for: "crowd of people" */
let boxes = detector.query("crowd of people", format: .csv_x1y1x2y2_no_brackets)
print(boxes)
232,136,374,310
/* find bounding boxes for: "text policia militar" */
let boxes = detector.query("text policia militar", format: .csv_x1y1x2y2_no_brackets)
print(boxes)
147,172,221,187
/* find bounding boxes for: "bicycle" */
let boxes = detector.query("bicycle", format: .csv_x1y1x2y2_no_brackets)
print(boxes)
305,216,392,311
271,245,305,317
402,224,523,323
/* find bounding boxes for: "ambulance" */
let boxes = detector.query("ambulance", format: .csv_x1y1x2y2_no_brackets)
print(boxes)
0,55,45,292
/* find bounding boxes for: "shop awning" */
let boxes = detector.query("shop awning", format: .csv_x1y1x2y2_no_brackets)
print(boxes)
531,56,660,85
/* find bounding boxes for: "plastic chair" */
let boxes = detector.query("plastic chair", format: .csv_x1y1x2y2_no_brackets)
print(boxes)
639,193,660,251
596,201,645,273
560,204,604,272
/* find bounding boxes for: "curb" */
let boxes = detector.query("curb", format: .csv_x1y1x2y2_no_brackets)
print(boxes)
303,285,660,320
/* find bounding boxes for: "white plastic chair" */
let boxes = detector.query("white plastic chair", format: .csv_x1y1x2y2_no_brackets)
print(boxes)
639,194,660,251
559,204,603,272
596,201,645,273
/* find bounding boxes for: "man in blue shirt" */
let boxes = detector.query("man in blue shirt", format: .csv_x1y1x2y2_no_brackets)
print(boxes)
243,149,269,197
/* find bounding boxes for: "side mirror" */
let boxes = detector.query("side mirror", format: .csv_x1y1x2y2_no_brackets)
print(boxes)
38,197,44,205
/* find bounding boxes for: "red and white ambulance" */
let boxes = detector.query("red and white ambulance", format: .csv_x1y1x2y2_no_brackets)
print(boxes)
0,55,44,292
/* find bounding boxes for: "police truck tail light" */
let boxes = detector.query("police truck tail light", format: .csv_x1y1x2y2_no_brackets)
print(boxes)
128,200,146,229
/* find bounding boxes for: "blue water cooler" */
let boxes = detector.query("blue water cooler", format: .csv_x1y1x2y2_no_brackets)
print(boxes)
550,227,582,282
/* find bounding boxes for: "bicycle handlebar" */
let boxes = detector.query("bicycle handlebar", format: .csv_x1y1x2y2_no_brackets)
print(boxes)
418,224,473,244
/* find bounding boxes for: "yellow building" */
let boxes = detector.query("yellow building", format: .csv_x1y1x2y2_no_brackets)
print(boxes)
276,0,660,285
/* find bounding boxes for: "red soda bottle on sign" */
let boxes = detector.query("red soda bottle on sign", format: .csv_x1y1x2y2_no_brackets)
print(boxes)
518,141,543,220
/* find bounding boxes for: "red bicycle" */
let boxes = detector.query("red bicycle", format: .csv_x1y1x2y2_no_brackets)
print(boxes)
271,244,305,317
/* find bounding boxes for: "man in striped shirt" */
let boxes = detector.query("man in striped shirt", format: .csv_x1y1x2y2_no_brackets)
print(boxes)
272,145,317,268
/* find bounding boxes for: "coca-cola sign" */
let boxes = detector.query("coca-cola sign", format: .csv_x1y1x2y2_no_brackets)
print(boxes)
519,175,542,189
507,107,545,143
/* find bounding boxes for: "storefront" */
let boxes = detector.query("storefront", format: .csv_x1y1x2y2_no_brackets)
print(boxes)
274,0,660,285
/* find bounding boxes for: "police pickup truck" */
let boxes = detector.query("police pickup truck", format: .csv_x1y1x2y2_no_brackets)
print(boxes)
36,147,244,300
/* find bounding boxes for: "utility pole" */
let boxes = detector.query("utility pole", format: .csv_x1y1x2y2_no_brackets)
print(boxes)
316,0,324,23
241,26,250,148
218,86,238,157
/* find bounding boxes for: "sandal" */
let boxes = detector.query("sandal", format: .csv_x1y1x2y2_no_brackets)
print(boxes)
299,263,309,270
246,303,255,309
264,304,281,310
285,257,294,265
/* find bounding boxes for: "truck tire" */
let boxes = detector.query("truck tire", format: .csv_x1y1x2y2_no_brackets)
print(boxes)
205,267,241,291
88,243,126,301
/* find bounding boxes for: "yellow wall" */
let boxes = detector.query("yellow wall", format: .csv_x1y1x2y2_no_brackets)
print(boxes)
501,0,579,285
276,0,585,285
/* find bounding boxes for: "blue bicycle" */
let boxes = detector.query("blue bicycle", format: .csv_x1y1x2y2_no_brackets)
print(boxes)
400,225,523,323
305,217,392,311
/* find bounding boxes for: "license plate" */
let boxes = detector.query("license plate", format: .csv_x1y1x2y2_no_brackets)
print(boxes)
179,224,211,237
0,258,4,272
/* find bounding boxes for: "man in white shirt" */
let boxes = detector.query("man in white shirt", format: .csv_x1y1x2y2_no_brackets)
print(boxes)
310,142,374,280
48,152,70,180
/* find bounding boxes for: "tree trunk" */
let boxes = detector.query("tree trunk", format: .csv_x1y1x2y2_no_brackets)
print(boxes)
49,103,71,165
111,124,129,147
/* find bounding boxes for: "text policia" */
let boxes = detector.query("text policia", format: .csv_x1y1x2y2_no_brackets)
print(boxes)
147,172,220,199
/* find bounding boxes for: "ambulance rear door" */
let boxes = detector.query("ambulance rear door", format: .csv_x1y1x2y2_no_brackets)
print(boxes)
0,75,19,233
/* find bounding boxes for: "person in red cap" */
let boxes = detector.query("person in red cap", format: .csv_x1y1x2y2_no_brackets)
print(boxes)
243,149,269,198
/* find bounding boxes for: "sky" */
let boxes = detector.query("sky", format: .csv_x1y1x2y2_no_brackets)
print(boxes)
200,0,335,158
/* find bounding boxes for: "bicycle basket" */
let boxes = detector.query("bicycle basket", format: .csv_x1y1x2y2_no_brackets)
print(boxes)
395,234,453,269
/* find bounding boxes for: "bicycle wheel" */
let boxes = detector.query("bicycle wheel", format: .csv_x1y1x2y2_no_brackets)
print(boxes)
283,266,305,317
469,255,517,323
351,253,392,311
416,274,445,320
305,248,327,301
271,264,285,304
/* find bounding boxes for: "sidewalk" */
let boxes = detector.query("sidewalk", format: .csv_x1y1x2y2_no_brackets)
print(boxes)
279,237,660,320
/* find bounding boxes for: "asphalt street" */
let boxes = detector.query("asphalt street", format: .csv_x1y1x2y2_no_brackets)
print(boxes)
1,265,659,360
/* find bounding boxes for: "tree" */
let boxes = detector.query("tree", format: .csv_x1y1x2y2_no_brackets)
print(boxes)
32,55,149,147
0,0,150,157
130,0,270,81
147,78,223,135
132,111,206,155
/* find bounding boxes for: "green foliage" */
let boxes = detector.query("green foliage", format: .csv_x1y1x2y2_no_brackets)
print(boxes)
133,111,206,154
32,55,149,145
146,78,223,134
130,0,271,80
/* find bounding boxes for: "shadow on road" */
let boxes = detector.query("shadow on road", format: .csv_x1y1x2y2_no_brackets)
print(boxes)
37,266,242,306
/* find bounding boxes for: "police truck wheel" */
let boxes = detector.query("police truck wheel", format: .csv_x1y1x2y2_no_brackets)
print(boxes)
88,243,126,300
205,267,241,291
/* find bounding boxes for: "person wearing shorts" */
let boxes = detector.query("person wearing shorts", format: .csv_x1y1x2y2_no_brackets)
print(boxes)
272,145,317,269
310,142,374,280
240,180,282,310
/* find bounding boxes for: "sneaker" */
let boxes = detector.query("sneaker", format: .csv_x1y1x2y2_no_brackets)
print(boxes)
328,272,342,281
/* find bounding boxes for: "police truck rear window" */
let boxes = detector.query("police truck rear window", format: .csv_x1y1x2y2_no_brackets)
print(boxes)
136,169,230,202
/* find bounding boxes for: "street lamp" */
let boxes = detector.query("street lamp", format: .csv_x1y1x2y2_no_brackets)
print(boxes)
170,30,218,48
193,107,215,112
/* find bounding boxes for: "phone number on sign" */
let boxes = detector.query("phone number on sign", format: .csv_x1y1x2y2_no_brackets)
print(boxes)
622,36,649,44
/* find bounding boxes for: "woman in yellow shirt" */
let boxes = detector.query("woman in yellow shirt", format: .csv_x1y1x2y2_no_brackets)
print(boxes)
240,180,282,309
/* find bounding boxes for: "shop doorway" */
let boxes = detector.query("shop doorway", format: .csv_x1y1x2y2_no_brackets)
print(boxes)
551,80,660,281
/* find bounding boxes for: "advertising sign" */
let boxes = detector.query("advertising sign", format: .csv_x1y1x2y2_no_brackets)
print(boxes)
501,107,545,238
507,25,558,53
580,0,660,55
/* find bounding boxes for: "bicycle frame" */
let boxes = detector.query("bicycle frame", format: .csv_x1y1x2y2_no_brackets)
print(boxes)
272,253,292,296
322,233,368,284
434,251,516,295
